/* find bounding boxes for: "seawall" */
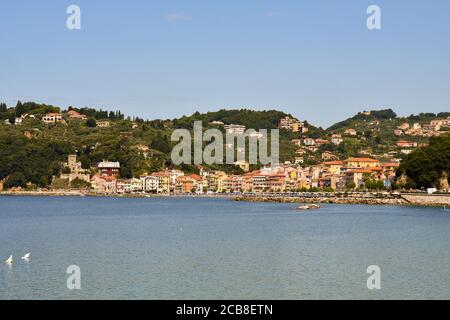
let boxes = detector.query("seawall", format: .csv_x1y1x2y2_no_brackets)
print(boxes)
234,193,450,207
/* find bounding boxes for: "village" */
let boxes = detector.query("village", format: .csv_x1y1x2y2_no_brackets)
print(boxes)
66,155,399,195
1,108,449,195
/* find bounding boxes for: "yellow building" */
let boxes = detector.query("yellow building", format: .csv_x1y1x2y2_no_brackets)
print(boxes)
206,171,228,192
215,172,228,193
322,161,344,175
152,172,170,193
344,158,380,169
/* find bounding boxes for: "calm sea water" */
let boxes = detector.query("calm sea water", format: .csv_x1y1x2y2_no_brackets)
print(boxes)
0,196,449,300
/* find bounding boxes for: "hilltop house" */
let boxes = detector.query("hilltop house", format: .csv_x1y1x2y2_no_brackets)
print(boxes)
67,110,87,120
42,113,63,124
279,116,304,133
224,124,246,135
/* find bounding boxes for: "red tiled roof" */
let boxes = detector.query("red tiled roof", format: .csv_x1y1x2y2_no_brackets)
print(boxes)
323,161,344,165
345,158,379,162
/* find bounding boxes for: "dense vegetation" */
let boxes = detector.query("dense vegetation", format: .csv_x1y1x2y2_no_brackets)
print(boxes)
396,135,450,189
0,128,71,188
327,109,398,131
173,109,291,130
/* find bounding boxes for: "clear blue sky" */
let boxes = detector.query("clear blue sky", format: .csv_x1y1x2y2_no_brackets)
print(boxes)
0,0,449,128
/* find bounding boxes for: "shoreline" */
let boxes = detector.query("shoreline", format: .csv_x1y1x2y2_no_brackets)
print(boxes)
1,191,449,207
233,193,450,207
0,191,234,199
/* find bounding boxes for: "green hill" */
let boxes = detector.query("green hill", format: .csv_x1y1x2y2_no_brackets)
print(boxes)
0,100,448,190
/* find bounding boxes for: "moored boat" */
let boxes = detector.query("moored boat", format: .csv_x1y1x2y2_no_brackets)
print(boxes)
297,204,321,210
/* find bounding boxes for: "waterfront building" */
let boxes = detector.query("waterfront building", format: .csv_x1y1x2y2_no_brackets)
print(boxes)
141,175,159,193
223,175,246,193
152,172,171,193
175,176,196,193
130,178,143,192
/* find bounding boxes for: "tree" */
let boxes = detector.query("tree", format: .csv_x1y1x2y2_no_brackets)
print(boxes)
4,172,27,189
70,178,91,189
397,135,450,189
86,118,97,128
365,179,384,191
150,131,170,153
15,101,25,117
0,103,7,113
8,114,15,124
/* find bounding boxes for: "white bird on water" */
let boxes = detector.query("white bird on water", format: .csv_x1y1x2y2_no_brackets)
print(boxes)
6,255,13,264
22,253,31,261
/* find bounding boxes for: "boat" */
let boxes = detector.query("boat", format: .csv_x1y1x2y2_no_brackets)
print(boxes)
297,204,321,210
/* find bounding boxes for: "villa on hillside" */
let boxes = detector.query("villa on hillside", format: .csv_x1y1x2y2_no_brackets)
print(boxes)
42,113,63,124
344,157,380,169
67,110,87,120
344,128,357,136
97,120,111,128
396,140,418,148
331,134,343,145
224,124,246,135
279,116,305,133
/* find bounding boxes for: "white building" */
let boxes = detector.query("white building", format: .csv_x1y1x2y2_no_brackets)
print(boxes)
42,113,63,124
331,134,343,145
141,176,159,193
224,124,246,135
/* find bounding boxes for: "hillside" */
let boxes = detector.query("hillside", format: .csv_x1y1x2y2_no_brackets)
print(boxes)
0,100,449,190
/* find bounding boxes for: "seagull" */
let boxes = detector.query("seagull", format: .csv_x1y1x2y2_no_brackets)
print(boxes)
21,253,31,261
5,255,13,264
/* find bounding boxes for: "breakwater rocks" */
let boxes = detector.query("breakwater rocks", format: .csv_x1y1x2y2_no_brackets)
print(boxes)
234,192,450,207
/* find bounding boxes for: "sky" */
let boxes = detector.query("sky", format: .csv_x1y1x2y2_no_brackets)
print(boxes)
0,0,449,128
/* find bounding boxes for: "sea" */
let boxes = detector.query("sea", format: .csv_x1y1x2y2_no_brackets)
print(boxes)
1,196,449,300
